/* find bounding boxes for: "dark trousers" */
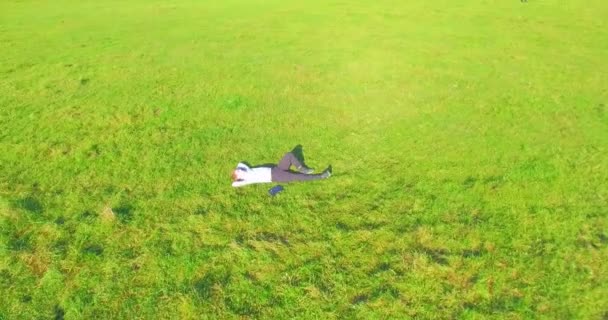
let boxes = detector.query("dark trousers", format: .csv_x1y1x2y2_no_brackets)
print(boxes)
271,152,324,183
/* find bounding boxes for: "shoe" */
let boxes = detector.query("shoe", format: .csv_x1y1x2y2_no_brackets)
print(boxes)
321,166,332,179
297,166,314,174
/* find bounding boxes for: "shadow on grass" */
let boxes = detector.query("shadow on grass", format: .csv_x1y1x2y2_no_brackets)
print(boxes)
53,239,69,257
348,284,400,310
114,203,134,223
13,195,43,214
9,233,32,252
54,305,65,320
79,210,95,221
235,231,290,247
83,244,104,256
194,270,232,300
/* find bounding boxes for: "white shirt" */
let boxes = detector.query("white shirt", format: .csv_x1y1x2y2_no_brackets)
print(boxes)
231,162,272,187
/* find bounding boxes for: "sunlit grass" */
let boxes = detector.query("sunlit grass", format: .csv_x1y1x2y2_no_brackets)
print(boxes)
1,0,607,318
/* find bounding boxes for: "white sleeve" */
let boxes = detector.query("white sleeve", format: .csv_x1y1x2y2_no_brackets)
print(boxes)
232,180,251,187
237,162,249,171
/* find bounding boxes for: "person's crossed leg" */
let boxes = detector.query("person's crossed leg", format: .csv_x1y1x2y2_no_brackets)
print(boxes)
276,152,313,173
271,152,331,183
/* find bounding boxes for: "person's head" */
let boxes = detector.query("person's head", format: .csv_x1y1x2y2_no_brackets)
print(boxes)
231,169,244,181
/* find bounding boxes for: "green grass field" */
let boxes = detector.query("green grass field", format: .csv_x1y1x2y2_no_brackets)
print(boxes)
1,0,607,318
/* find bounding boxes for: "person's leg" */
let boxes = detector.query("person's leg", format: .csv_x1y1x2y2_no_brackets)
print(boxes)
271,167,328,183
276,152,304,171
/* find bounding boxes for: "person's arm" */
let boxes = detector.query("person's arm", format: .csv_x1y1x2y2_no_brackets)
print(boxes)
231,179,251,187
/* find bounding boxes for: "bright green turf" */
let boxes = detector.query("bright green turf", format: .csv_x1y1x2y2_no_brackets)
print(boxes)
1,0,607,318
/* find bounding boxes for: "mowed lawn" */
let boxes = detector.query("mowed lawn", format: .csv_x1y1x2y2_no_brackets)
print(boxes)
1,0,607,318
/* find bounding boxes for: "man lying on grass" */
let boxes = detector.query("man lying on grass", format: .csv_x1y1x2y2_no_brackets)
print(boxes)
231,147,332,187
